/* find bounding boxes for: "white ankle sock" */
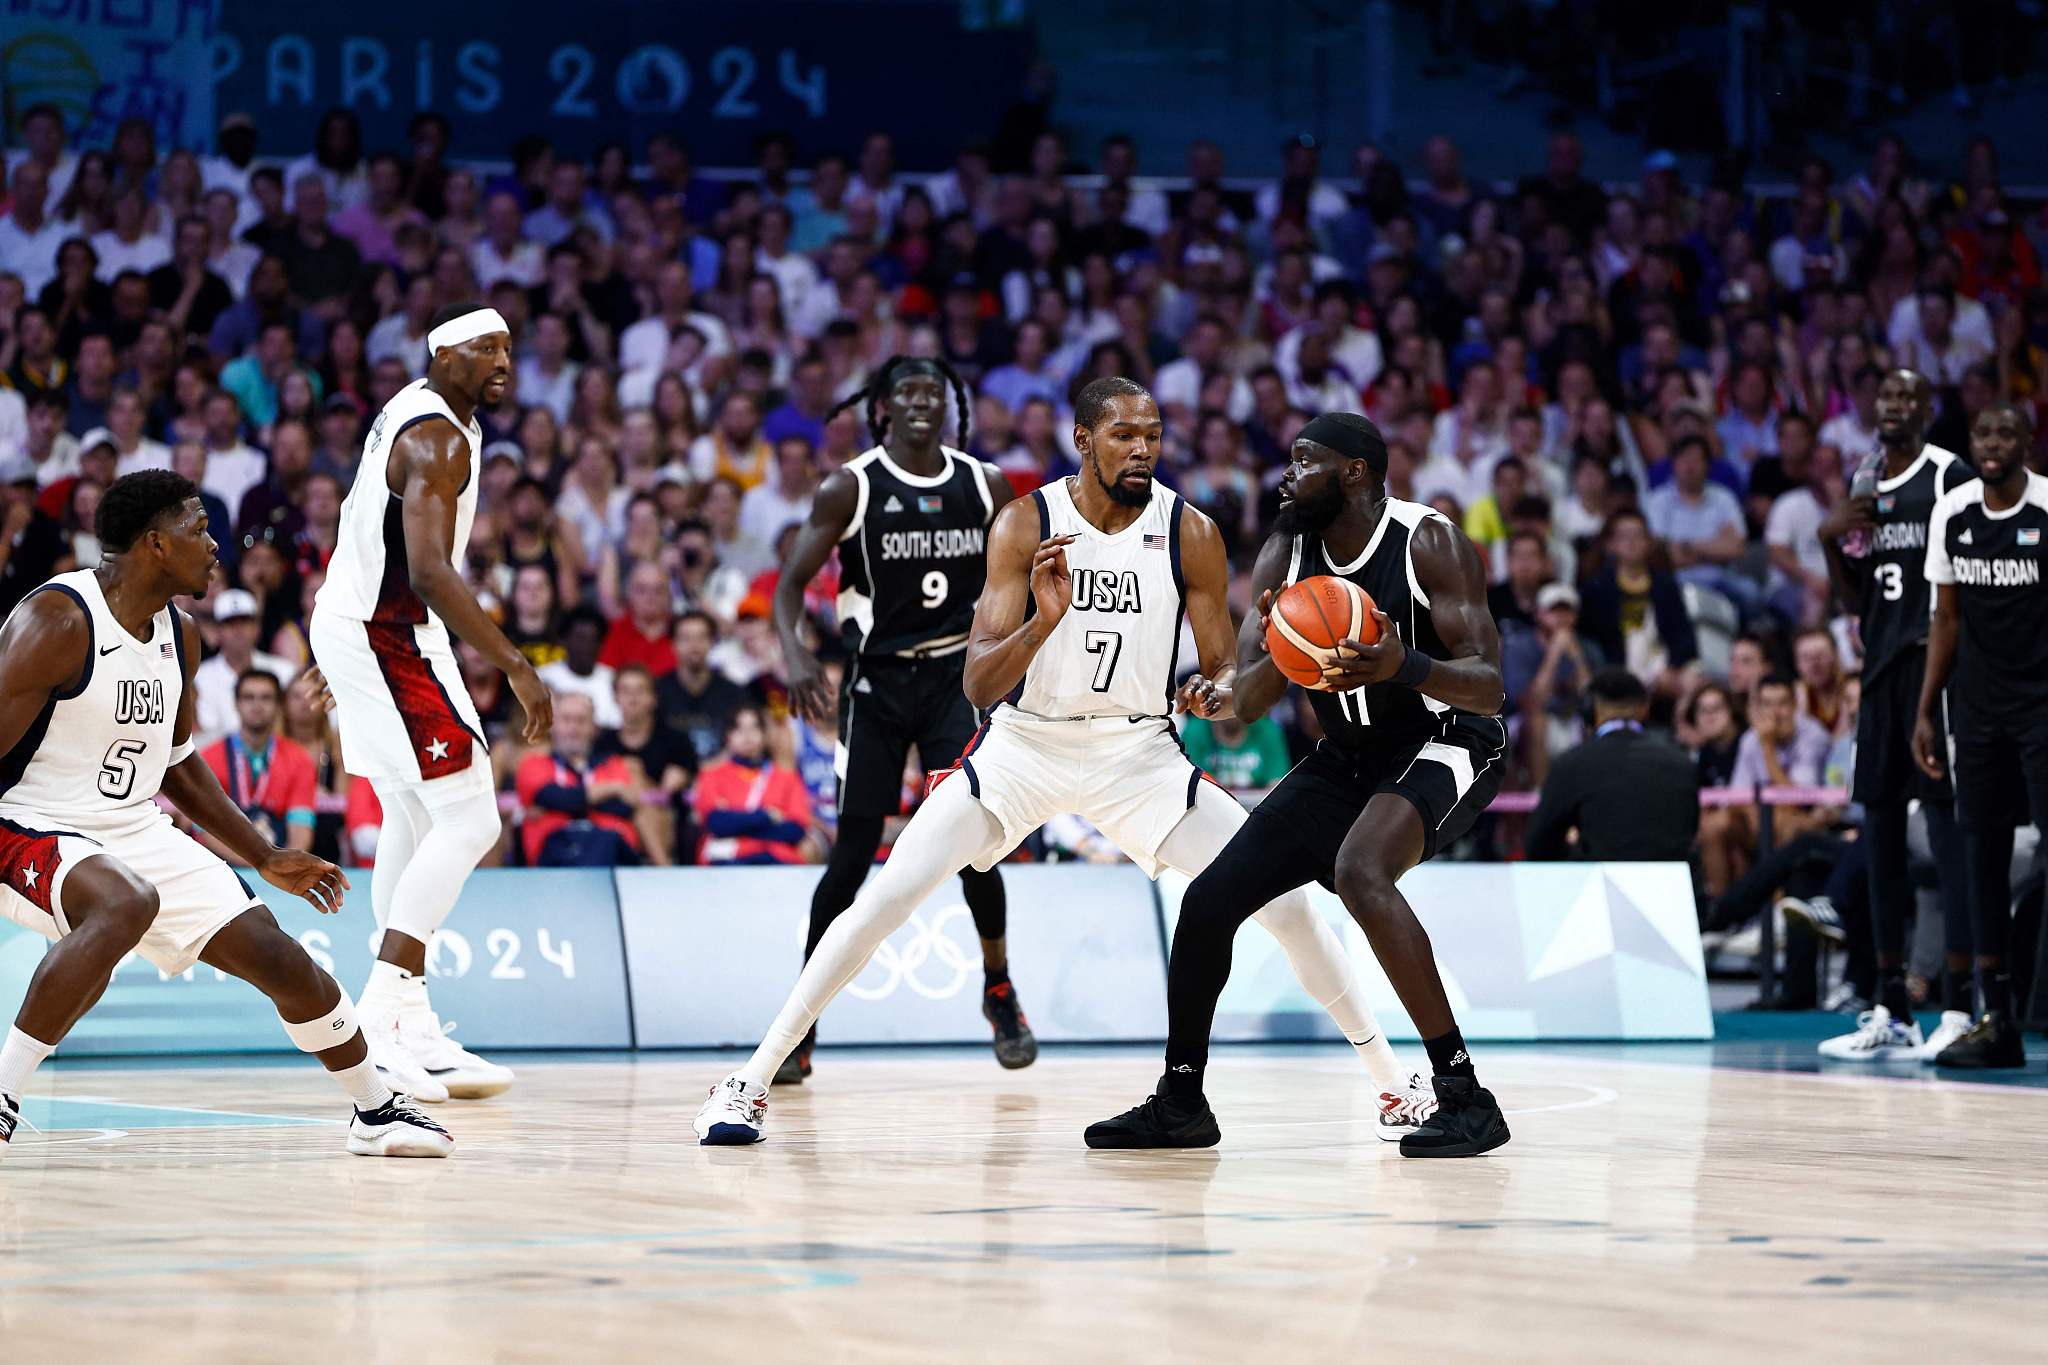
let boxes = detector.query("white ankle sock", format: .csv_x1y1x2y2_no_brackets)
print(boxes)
361,961,420,1010
0,1025,57,1101
1347,1023,1405,1094
333,1049,395,1111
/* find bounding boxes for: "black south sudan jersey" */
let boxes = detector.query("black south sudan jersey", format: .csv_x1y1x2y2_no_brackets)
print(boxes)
1285,497,1497,757
835,445,997,658
1856,443,1970,683
1927,470,2048,719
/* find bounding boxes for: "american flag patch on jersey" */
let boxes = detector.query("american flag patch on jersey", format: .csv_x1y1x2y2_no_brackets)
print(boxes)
161,642,176,658
2020,528,2041,546
918,495,944,513
1143,533,1169,550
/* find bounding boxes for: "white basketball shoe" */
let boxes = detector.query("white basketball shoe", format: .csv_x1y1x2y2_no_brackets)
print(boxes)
0,1091,23,1158
1919,1009,1974,1063
1818,1006,1923,1060
695,1077,768,1145
1377,1072,1438,1142
359,1007,449,1104
347,1093,455,1157
397,1002,515,1100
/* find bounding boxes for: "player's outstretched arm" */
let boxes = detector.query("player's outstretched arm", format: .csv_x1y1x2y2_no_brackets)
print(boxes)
1228,532,1301,725
396,422,552,744
774,469,859,723
1318,517,1505,714
0,590,91,758
1173,506,1238,720
159,610,349,914
962,497,1073,710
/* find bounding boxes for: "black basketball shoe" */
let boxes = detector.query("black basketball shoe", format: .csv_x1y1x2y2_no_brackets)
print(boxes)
772,1045,812,1086
983,980,1039,1070
1933,1012,2027,1069
1084,1082,1221,1149
1399,1075,1511,1158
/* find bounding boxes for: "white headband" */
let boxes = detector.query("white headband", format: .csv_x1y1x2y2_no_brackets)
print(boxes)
427,308,510,355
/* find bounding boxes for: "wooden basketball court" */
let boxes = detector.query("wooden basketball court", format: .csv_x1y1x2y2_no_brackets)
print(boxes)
2,1045,2042,1361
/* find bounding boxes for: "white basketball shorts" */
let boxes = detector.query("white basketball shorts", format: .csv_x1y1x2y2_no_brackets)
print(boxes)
310,611,488,785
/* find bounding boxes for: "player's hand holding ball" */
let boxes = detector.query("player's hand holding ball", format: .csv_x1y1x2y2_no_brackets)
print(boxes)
1029,534,1077,629
259,849,351,915
1264,577,1392,691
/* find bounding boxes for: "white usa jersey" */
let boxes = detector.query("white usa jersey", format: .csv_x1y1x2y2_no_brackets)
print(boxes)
1012,479,1186,721
317,378,481,626
0,570,185,833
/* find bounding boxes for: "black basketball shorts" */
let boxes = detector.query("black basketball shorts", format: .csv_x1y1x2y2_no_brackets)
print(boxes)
1851,649,1952,805
1247,713,1509,889
1950,700,2048,833
835,652,982,820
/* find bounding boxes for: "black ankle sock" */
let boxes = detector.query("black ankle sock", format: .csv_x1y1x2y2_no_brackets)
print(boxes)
1943,969,1974,1014
1980,969,2012,1017
984,966,1010,991
1162,1064,1204,1101
1423,1027,1477,1081
1878,972,1913,1020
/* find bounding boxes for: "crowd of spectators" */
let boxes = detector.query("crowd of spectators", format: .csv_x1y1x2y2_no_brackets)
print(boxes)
3,104,2045,894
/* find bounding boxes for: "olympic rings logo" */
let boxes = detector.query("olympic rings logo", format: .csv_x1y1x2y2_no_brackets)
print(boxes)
844,902,978,1001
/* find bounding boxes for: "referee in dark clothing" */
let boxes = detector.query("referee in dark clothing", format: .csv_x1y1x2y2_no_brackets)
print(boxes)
1526,668,1701,861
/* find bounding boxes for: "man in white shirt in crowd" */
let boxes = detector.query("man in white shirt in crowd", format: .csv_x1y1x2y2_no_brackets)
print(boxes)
5,104,78,208
538,609,623,728
1153,314,1253,427
1765,439,1842,627
1098,134,1170,237
90,186,171,281
1275,281,1382,398
18,390,77,487
516,311,580,424
471,190,545,289
0,161,67,297
1893,283,1993,388
753,202,817,321
1646,434,1761,618
101,389,171,475
1253,133,1350,229
1886,255,1994,363
619,261,732,376
739,436,819,548
524,161,613,248
198,388,269,514
194,589,300,744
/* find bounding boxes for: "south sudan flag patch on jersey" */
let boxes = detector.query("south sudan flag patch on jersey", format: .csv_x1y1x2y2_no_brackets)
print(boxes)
1877,494,1897,512
918,495,944,513
2020,528,2041,546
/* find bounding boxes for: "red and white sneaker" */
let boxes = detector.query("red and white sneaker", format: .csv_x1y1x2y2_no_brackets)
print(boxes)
1377,1072,1437,1143
695,1076,768,1145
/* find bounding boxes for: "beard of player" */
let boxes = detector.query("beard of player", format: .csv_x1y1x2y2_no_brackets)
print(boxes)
1273,468,1349,535
1091,445,1154,509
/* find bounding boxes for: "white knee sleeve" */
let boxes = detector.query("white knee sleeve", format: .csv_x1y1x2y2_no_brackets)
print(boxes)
279,977,358,1053
383,778,502,946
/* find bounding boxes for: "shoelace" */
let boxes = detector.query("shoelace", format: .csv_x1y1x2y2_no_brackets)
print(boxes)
1850,1010,1900,1046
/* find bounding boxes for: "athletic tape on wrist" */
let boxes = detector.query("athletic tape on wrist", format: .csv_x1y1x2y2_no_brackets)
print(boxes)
427,307,509,355
279,978,359,1053
166,738,195,765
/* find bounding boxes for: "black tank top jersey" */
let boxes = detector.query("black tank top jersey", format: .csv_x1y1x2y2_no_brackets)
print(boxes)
1927,471,2048,720
1857,443,1971,684
1285,498,1492,758
836,446,997,658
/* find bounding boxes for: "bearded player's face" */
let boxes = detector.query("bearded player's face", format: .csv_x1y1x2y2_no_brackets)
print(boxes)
1275,440,1350,534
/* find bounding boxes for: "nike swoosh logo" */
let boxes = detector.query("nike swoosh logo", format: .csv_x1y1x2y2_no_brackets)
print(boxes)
98,644,122,656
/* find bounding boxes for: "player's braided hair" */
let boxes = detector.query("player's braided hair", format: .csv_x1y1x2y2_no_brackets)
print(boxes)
825,355,972,450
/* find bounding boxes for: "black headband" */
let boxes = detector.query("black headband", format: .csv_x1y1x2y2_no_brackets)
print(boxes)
1297,413,1388,476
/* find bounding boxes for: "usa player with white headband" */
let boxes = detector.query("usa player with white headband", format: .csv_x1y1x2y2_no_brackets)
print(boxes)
309,302,555,1104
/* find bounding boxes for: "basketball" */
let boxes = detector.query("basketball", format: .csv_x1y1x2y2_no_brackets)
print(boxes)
1265,576,1378,689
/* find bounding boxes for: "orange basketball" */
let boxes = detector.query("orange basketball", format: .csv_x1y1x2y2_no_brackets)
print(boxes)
1266,576,1378,689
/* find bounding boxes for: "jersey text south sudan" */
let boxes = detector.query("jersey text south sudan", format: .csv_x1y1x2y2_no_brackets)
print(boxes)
1926,470,2048,719
836,446,996,659
1858,443,1967,684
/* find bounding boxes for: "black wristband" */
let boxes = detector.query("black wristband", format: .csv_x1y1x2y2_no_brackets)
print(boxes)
1393,646,1432,689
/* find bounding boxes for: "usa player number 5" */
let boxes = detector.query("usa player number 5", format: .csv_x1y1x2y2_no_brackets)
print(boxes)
98,738,146,799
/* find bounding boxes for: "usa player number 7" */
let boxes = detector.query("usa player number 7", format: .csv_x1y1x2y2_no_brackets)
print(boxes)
1083,629,1122,692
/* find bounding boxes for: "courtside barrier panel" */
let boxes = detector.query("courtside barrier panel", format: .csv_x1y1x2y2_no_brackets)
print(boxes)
1156,861,1712,1042
0,859,1709,1054
615,863,1167,1047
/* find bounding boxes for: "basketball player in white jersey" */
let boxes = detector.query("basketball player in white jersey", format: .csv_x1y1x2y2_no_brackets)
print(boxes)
697,379,1429,1144
309,302,553,1102
0,471,451,1157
